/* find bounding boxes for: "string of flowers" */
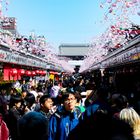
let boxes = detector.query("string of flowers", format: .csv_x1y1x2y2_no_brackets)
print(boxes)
79,0,140,73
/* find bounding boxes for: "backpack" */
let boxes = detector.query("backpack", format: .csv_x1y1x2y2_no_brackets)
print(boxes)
0,114,9,140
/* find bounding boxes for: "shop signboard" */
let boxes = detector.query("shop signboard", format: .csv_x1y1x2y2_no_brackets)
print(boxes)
101,45,140,68
0,49,47,68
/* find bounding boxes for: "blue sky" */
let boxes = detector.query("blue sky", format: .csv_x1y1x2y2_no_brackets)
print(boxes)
2,0,140,51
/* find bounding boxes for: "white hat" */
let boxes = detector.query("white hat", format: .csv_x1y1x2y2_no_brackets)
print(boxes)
80,92,87,96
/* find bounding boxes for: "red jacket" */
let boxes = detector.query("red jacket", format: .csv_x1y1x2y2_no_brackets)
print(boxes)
0,114,9,140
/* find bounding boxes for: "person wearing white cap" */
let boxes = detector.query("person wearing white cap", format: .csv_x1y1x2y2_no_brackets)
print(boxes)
80,92,87,107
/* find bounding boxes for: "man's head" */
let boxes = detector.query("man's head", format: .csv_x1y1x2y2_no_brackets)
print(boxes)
18,111,48,140
61,91,77,112
39,94,54,111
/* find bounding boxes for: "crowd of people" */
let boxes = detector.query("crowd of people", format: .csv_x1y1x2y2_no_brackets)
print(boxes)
0,74,140,140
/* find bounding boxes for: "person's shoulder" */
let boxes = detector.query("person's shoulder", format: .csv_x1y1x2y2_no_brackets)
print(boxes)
87,103,100,110
20,111,47,121
74,106,84,119
84,104,100,117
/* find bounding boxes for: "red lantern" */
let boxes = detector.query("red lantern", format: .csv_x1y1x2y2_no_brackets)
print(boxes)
49,71,54,74
19,69,25,75
25,70,31,76
10,68,18,76
35,70,40,75
54,72,58,75
42,70,46,76
31,71,36,76
39,70,43,75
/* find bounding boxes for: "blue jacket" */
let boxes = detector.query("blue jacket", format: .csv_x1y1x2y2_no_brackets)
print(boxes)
48,105,83,140
58,109,82,140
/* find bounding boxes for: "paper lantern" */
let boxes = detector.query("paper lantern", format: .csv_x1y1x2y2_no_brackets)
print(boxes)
10,68,17,76
25,70,31,76
31,71,36,76
35,70,40,75
54,72,58,75
42,70,46,76
39,70,43,75
49,71,54,75
19,69,25,75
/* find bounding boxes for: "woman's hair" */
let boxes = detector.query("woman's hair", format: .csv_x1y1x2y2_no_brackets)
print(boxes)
120,107,140,138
